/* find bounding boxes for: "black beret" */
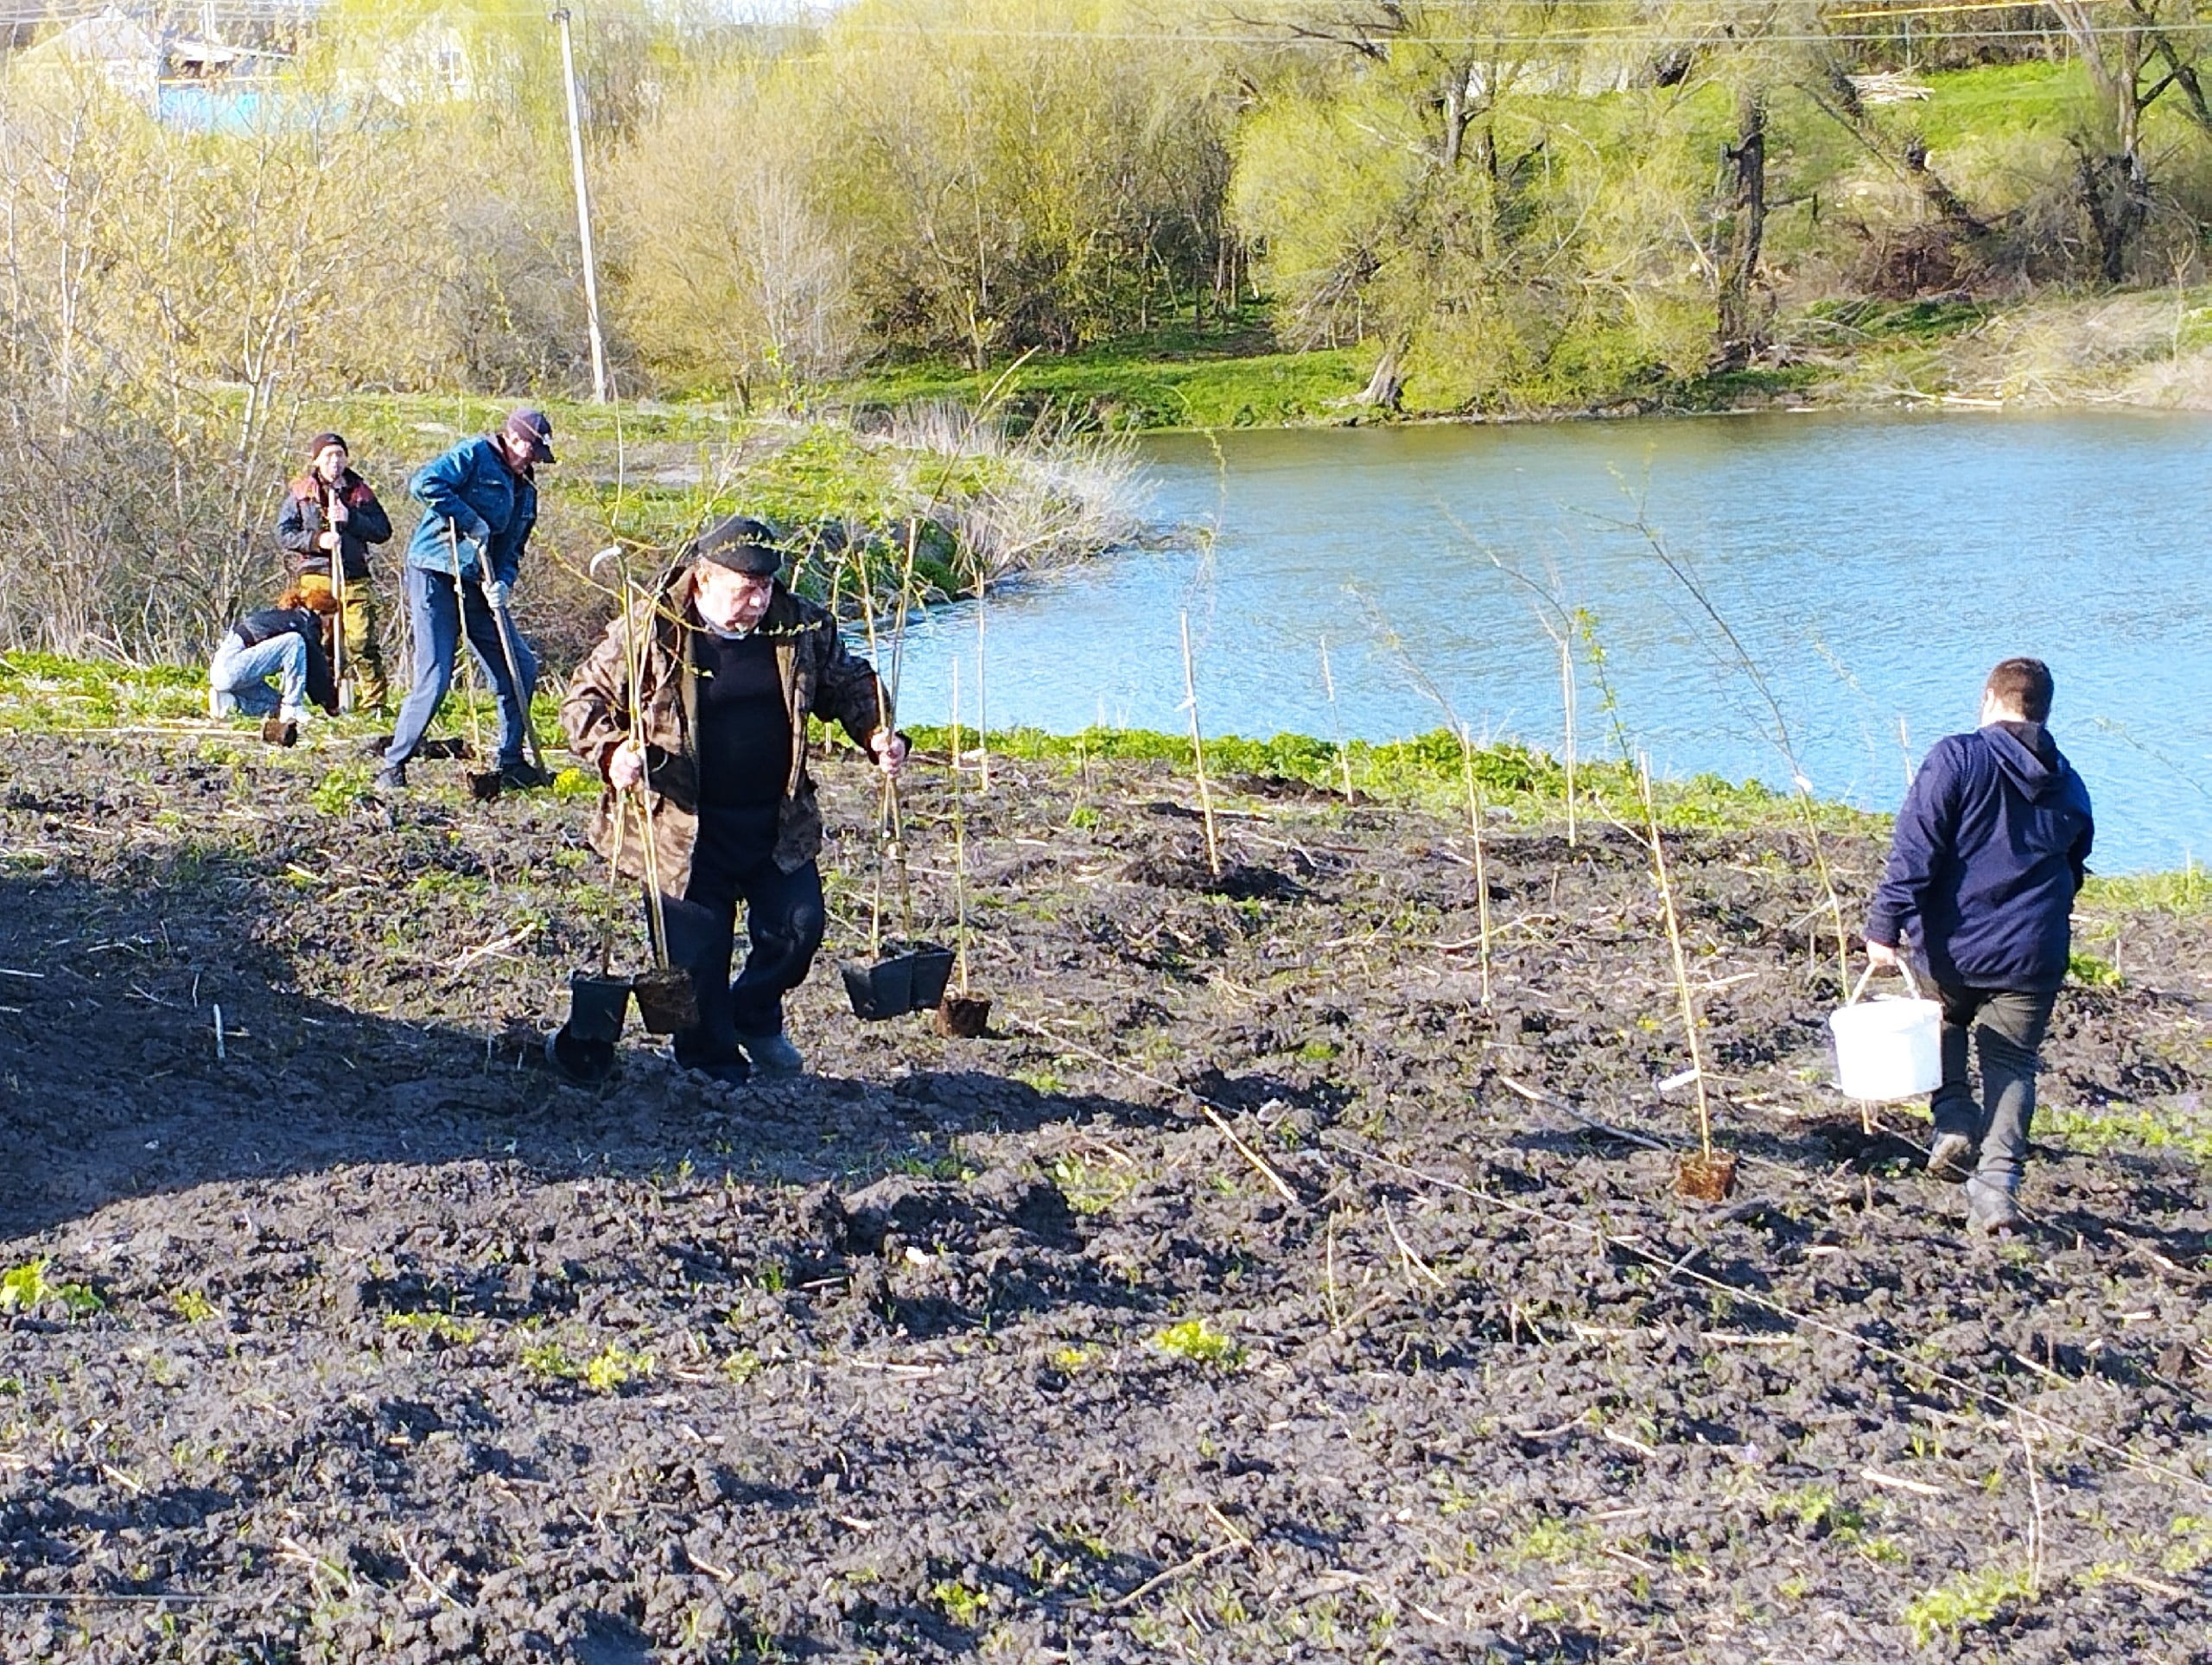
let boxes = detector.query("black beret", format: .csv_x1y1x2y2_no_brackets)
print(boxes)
692,514,783,578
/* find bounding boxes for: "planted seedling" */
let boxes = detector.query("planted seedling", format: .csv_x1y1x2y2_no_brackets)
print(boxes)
936,657,991,1039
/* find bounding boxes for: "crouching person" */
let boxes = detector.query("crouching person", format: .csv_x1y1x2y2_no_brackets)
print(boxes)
208,586,340,726
561,517,907,1084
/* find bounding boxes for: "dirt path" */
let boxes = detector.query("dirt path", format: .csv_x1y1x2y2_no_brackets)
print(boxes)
1,728,2207,1662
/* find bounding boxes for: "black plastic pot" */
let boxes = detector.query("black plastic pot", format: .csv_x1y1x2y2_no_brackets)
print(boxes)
467,769,504,801
261,717,298,747
841,943,955,1021
563,972,632,1044
546,1026,617,1084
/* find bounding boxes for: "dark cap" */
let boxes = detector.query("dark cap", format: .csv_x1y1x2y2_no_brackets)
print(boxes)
692,514,783,578
501,408,556,464
307,431,347,457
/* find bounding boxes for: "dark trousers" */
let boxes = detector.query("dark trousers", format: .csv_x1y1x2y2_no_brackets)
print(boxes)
658,806,824,1067
1931,983,2057,1205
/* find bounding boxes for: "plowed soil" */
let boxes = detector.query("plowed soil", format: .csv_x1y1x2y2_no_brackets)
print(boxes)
1,727,2208,1663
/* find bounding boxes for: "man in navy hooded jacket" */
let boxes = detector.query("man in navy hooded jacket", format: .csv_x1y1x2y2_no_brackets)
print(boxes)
376,408,556,792
1865,658,2094,1231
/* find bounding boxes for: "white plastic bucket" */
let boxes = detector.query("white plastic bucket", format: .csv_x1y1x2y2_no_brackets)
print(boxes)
1829,964,1942,1102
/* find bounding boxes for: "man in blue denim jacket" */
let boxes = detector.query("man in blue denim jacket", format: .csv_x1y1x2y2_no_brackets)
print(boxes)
376,409,556,792
1865,658,2094,1232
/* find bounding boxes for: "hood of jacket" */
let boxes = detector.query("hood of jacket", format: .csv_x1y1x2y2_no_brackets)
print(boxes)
1984,720,2067,801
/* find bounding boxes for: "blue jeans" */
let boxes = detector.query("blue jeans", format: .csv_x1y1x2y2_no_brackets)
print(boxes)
659,806,825,1066
208,632,306,718
386,566,537,769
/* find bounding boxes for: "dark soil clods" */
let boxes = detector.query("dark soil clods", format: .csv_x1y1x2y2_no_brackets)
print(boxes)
0,731,2206,1662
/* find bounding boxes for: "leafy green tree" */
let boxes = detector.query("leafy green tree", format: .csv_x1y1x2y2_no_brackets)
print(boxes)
1232,1,1719,410
807,0,1243,364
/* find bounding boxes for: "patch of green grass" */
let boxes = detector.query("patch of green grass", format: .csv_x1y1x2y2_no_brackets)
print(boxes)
311,766,373,816
2067,950,2123,988
0,1258,102,1317
1050,1153,1139,1216
518,1338,579,1381
582,1344,652,1394
2042,1102,2212,1166
2081,861,2211,915
901,721,1875,836
930,1578,992,1628
383,1311,479,1348
1154,1318,1244,1369
839,311,1365,432
169,1289,217,1325
2162,1514,2212,1574
1801,298,1989,346
0,652,207,731
1507,1517,1594,1568
1903,1564,2037,1647
886,1142,978,1182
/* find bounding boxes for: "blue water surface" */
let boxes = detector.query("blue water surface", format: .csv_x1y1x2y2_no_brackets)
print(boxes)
886,410,2212,872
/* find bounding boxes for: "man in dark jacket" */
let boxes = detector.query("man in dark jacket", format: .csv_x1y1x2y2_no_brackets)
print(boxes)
208,585,341,724
560,516,906,1084
1865,658,2094,1231
277,432,394,713
377,409,555,793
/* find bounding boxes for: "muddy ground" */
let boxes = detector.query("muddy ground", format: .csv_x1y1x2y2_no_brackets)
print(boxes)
0,724,2208,1663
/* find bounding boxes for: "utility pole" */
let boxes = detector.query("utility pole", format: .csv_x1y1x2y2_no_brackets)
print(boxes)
553,6,609,403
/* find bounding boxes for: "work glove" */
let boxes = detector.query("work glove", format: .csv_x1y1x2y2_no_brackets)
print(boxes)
483,577,512,611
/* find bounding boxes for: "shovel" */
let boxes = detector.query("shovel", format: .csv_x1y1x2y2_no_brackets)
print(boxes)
446,525,503,801
487,588,550,781
626,770,698,1033
932,657,990,1038
607,577,696,1035
329,493,354,715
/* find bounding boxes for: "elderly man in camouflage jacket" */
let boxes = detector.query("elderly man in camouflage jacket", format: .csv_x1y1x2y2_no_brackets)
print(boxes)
561,516,906,1084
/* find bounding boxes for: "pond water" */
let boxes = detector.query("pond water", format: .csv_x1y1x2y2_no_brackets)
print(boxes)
886,410,2212,872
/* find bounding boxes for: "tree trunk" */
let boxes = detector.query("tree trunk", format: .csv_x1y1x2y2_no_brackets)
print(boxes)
1713,88,1767,372
1355,339,1404,411
2076,143,2148,284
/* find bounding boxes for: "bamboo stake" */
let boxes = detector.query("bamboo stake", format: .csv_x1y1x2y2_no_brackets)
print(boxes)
1319,636,1355,804
950,658,972,996
974,594,990,791
1560,632,1578,848
1179,610,1221,878
444,525,488,765
1638,755,1713,1159
855,545,912,944
1458,721,1492,1007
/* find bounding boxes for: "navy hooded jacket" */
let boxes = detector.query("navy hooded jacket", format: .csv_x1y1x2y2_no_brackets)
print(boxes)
404,435,537,588
1866,721,2094,993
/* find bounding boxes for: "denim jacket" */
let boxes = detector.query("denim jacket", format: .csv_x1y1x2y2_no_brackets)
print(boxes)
404,435,537,587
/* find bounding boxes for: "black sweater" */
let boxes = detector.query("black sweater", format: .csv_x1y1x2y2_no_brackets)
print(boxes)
692,628,790,808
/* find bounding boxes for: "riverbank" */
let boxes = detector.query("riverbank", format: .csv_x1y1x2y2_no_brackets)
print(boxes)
0,714,2206,1662
270,395,1144,663
834,287,2212,432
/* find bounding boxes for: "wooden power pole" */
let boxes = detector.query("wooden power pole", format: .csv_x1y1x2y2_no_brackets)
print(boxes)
553,6,609,403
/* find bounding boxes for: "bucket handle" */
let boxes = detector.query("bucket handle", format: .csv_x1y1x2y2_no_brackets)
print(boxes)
1847,956,1923,1005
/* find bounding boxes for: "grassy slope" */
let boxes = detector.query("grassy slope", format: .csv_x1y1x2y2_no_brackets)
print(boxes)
10,650,2208,907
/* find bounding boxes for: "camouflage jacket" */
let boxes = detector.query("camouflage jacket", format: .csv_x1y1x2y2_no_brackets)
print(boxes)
560,565,893,890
